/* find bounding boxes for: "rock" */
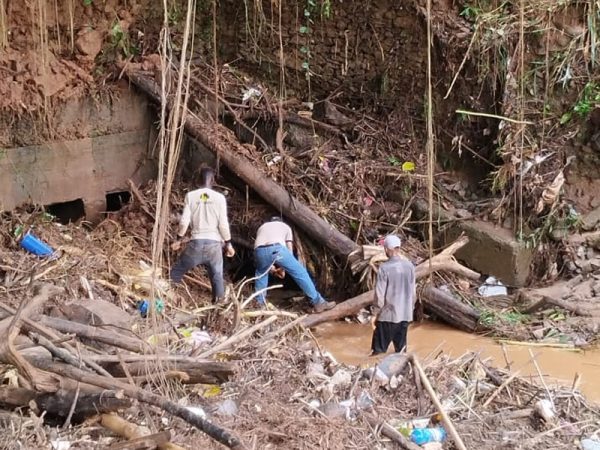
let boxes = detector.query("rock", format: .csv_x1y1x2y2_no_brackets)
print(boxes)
55,299,133,330
76,29,104,60
582,206,600,231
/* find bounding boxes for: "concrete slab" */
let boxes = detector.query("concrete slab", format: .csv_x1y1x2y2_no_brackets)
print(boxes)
442,219,534,287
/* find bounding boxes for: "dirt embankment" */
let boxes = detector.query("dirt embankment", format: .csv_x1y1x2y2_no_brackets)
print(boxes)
0,0,160,117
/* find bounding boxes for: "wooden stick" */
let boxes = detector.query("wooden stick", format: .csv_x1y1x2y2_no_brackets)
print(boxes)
0,303,111,377
482,370,521,407
364,415,421,450
410,354,468,450
528,349,555,408
38,316,148,353
33,360,244,449
198,316,278,358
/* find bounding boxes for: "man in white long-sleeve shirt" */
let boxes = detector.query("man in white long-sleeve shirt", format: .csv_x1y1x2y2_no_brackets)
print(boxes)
170,168,234,302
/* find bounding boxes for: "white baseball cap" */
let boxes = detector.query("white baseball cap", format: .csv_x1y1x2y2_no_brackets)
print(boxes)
383,235,402,249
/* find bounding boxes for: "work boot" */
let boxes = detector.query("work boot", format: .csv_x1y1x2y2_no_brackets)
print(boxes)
313,300,336,313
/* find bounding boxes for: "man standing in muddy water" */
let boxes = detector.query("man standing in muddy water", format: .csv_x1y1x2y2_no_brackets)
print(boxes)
370,235,416,355
253,216,336,313
170,167,235,303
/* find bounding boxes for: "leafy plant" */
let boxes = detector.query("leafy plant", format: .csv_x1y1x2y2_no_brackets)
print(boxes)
82,0,93,5
110,21,137,57
561,81,600,124
460,4,481,21
298,0,333,81
388,156,401,166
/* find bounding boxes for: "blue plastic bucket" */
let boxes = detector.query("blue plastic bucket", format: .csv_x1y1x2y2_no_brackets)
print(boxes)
20,232,54,257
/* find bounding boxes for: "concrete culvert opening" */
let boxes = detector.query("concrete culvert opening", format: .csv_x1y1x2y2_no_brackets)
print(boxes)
44,199,85,224
105,191,132,212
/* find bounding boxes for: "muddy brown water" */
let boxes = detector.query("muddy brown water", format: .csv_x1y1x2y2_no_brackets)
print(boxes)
314,321,600,403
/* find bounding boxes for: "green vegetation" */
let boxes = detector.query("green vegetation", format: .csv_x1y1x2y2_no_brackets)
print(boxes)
299,0,333,80
479,309,529,327
560,81,600,125
110,21,137,57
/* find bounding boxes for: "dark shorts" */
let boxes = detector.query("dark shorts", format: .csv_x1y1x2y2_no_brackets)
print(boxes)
371,321,409,354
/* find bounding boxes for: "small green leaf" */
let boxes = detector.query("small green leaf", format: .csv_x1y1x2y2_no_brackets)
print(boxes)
299,26,309,34
559,112,572,125
301,61,310,70
83,0,93,5
299,46,309,53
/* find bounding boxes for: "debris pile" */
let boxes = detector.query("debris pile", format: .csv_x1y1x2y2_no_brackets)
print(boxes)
0,196,599,449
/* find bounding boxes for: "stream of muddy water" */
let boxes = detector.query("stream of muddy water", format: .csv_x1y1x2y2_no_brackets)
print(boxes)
314,321,600,403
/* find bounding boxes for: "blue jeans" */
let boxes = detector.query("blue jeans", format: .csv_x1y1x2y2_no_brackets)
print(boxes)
254,244,324,305
171,239,224,299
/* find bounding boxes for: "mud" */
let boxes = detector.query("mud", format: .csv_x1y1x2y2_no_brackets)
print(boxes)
315,321,600,402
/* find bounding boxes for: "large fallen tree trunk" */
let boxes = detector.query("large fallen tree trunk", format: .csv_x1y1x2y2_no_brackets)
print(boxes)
126,69,357,258
302,236,482,331
127,70,482,331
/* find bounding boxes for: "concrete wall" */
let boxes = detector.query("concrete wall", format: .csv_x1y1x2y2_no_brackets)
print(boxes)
0,81,156,220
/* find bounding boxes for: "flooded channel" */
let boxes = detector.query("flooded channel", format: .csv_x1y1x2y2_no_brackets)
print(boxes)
314,321,600,402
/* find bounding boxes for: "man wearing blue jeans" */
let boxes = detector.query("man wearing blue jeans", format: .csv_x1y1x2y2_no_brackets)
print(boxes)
171,168,235,303
253,217,335,313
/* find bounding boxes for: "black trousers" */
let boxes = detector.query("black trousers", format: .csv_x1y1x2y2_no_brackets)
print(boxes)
371,321,409,354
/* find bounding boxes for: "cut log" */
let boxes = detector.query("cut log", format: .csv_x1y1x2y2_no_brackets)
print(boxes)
126,69,358,258
32,359,244,449
0,386,131,424
302,236,482,329
421,286,481,332
37,315,148,353
105,360,235,385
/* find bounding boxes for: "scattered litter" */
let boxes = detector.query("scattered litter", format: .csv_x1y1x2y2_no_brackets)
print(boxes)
582,438,600,450
411,426,447,445
266,155,282,167
478,276,508,297
137,298,165,317
329,369,352,387
355,390,374,410
242,87,262,103
20,231,55,257
306,361,327,381
215,399,238,417
50,439,71,450
185,406,207,419
180,328,212,349
534,399,556,423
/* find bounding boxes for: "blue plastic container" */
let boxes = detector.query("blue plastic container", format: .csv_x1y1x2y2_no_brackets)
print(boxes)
411,427,447,445
20,232,54,257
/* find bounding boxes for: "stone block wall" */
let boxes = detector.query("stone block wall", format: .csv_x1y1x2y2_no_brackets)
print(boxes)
219,0,429,109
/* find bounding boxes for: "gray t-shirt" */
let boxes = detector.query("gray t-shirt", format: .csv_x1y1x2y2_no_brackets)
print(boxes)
373,256,416,323
254,221,293,248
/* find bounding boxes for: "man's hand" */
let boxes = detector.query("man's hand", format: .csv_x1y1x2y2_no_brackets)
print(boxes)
171,240,183,251
370,315,378,330
225,242,235,258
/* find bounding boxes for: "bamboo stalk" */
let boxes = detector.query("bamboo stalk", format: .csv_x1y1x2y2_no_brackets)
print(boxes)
410,355,468,450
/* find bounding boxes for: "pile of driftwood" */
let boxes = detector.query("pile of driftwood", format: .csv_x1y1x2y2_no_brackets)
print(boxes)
0,282,244,448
